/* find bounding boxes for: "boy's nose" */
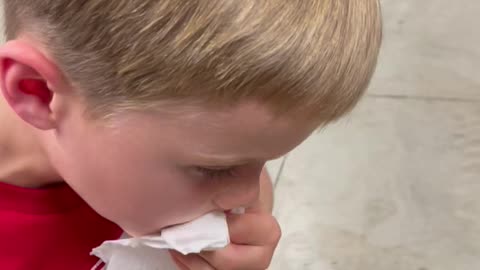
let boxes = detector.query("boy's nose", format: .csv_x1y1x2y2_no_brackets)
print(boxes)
213,179,260,211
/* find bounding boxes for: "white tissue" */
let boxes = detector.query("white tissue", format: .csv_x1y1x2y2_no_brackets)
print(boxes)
91,212,230,270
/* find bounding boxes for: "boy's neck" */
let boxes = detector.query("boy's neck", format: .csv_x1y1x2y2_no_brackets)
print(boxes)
0,99,61,188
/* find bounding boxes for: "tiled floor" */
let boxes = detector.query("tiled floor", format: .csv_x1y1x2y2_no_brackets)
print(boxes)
269,0,480,269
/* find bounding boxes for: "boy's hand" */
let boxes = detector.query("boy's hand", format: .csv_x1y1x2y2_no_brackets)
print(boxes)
170,210,281,270
170,169,280,269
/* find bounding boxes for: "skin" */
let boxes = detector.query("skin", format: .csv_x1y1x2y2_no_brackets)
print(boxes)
0,36,318,269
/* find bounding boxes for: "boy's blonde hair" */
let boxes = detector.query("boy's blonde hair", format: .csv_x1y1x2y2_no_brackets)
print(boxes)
4,0,382,121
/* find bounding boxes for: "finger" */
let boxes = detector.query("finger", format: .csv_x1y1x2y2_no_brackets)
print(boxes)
200,244,275,270
170,251,189,270
171,251,215,270
171,255,189,270
227,213,282,245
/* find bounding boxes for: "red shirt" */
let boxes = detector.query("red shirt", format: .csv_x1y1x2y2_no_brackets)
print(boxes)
0,182,123,270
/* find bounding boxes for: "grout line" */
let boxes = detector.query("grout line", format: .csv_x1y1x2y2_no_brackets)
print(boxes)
366,93,480,103
273,155,289,190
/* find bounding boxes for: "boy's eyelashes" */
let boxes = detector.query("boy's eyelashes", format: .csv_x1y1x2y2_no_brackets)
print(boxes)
193,166,237,180
185,162,265,182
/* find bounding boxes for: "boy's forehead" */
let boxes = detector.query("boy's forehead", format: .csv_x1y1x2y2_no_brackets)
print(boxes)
131,101,314,133
109,102,317,160
103,103,316,160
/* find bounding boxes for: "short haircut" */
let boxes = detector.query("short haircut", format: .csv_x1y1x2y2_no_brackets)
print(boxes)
4,0,382,121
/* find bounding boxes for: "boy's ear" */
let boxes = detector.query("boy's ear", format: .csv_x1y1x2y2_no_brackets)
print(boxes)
0,40,64,130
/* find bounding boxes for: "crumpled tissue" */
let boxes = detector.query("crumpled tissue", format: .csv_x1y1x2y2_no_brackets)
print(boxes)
91,211,230,270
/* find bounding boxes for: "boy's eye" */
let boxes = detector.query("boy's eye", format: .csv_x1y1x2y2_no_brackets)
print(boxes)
194,167,236,180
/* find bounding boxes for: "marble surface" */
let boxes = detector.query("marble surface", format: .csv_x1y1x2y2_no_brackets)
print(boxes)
370,0,480,100
272,99,480,270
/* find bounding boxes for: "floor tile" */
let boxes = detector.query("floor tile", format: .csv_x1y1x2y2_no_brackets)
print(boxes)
272,98,480,270
369,0,480,100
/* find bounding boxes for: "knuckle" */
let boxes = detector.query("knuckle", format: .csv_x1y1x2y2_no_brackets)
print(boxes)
267,218,282,244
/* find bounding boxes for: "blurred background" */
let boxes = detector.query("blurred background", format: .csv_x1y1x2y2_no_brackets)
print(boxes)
266,0,480,269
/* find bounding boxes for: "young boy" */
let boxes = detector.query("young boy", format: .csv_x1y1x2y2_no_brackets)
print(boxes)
0,0,382,269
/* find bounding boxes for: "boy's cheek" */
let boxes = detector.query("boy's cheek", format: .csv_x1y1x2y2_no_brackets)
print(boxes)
92,179,218,235
53,144,219,234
